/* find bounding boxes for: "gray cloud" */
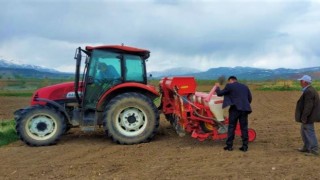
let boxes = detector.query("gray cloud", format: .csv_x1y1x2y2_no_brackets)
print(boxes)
0,0,319,72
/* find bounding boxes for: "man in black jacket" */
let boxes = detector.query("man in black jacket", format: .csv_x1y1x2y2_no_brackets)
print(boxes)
215,76,252,152
295,75,320,156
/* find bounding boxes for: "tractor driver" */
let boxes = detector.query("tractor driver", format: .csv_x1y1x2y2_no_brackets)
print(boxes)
96,62,108,81
96,62,120,83
95,62,121,90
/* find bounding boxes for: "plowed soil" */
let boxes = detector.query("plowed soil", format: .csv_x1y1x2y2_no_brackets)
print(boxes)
1,91,320,179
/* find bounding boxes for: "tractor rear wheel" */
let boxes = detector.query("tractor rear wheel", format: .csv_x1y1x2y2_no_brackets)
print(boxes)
15,105,66,146
104,92,159,144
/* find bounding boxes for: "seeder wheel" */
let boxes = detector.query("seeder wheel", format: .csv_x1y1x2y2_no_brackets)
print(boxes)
248,128,256,142
199,122,215,133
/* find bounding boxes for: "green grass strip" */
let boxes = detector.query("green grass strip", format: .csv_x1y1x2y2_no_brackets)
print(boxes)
0,92,33,97
256,87,301,91
0,120,19,147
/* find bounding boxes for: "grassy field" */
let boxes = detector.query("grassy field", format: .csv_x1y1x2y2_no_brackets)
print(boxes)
0,78,319,147
2,78,318,93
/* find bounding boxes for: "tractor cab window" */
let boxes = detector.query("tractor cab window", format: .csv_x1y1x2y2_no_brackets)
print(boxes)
124,55,145,82
84,50,121,109
88,50,121,81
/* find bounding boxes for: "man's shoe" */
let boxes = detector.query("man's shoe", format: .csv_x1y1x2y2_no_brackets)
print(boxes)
305,150,319,156
239,146,248,152
224,146,233,151
297,148,309,153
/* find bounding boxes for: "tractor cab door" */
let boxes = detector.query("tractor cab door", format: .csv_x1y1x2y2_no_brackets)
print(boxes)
83,50,122,109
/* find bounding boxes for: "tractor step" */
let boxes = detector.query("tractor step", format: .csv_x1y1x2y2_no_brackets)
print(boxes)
80,126,95,132
80,117,96,132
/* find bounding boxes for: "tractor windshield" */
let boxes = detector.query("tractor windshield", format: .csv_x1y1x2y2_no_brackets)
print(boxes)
88,50,121,81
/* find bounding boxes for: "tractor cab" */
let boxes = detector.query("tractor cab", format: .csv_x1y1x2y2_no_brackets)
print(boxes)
74,45,150,110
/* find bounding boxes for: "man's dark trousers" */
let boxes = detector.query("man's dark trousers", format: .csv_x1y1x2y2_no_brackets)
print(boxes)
226,106,249,148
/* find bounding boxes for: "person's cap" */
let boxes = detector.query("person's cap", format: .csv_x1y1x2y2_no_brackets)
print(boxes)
297,75,312,83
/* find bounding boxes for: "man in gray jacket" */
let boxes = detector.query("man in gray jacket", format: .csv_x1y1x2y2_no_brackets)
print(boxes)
295,75,320,156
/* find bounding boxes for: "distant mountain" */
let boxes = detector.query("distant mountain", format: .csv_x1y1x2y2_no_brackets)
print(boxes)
0,59,73,79
0,59,60,73
1,58,319,81
151,66,320,80
149,67,201,77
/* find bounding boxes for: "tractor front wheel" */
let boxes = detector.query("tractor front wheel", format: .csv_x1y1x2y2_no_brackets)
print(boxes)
15,105,66,146
104,92,159,144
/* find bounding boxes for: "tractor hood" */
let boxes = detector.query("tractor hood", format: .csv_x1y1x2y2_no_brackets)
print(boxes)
30,82,83,105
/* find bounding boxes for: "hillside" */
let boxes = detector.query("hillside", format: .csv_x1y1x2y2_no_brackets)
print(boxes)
0,67,73,79
151,66,320,80
149,67,201,77
0,59,73,79
1,59,319,80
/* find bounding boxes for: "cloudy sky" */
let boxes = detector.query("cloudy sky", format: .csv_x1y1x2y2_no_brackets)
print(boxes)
0,0,319,72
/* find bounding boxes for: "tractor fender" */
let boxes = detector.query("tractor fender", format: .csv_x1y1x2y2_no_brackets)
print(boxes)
35,98,71,122
96,82,159,111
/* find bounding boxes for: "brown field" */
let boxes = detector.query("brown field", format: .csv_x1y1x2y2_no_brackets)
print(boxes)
1,90,320,179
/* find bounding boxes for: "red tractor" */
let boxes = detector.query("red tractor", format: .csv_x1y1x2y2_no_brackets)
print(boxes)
14,45,160,146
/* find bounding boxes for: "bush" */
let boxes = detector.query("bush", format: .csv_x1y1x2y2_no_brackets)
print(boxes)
0,120,19,146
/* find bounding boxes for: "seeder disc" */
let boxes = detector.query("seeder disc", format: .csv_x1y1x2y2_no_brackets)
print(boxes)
248,128,256,142
199,122,215,133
